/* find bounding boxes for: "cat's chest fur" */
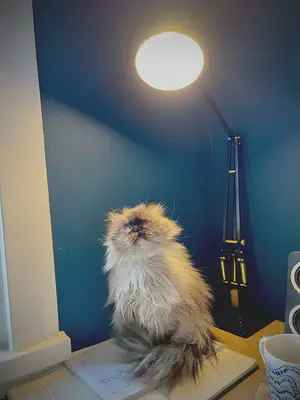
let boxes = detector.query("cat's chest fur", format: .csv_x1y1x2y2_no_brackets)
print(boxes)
107,254,181,334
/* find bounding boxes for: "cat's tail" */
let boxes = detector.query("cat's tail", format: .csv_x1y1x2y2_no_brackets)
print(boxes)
116,329,217,390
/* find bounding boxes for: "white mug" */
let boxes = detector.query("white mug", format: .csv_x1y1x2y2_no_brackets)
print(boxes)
259,334,300,400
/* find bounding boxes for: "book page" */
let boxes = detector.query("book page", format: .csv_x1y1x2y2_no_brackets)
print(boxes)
67,340,226,400
22,382,75,400
67,340,155,400
170,347,257,400
8,366,100,400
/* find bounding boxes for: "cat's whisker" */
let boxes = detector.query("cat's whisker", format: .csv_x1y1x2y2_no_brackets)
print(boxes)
171,198,176,219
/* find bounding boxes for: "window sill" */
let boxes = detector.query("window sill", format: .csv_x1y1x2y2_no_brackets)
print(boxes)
0,331,71,398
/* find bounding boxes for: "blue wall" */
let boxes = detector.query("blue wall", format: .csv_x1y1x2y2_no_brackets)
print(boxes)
33,0,215,350
40,101,212,350
205,1,300,318
34,0,300,347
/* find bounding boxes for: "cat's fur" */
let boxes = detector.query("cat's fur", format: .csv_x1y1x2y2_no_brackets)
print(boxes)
103,202,216,389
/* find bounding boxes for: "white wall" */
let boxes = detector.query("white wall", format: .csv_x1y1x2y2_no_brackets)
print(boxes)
0,0,59,351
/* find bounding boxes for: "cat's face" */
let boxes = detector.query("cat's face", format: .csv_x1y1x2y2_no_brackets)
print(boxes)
104,203,182,255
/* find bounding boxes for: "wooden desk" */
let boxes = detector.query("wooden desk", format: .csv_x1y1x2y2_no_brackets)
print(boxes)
213,321,284,399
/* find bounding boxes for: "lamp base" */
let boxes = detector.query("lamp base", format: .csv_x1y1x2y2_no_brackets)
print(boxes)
213,285,274,338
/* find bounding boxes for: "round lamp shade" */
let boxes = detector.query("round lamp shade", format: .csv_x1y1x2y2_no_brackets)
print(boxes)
135,32,204,91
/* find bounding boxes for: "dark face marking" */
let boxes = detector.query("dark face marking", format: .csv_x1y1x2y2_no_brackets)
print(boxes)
129,217,147,232
123,217,150,240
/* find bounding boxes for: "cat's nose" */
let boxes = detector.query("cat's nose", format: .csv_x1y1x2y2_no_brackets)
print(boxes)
130,218,142,232
131,224,140,232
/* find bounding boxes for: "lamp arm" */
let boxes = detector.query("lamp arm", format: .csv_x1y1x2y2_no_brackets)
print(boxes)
202,88,234,138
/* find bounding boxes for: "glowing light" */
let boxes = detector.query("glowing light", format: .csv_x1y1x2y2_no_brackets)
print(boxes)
135,32,204,91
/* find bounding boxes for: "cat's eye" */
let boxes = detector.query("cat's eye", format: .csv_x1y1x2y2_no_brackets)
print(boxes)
123,224,132,232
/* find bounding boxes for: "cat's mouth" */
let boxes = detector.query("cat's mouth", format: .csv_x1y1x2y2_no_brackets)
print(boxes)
132,232,147,243
127,229,152,247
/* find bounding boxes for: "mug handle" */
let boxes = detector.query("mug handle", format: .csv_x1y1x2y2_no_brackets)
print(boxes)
259,336,269,364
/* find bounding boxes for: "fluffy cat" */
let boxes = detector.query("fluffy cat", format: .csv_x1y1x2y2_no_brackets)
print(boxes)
103,202,216,389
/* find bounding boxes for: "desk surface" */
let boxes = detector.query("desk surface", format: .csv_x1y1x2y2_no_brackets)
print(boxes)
213,320,284,399
7,321,284,400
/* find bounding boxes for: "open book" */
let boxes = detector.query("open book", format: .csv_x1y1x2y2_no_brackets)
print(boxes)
8,339,258,400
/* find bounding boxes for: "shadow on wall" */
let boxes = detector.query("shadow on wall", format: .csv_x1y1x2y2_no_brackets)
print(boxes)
238,142,261,298
42,99,213,350
244,133,300,318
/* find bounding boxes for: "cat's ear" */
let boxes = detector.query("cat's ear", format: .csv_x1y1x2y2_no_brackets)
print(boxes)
106,208,121,221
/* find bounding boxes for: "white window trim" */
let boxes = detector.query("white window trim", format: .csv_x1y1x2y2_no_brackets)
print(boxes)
0,195,12,351
0,1,71,397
